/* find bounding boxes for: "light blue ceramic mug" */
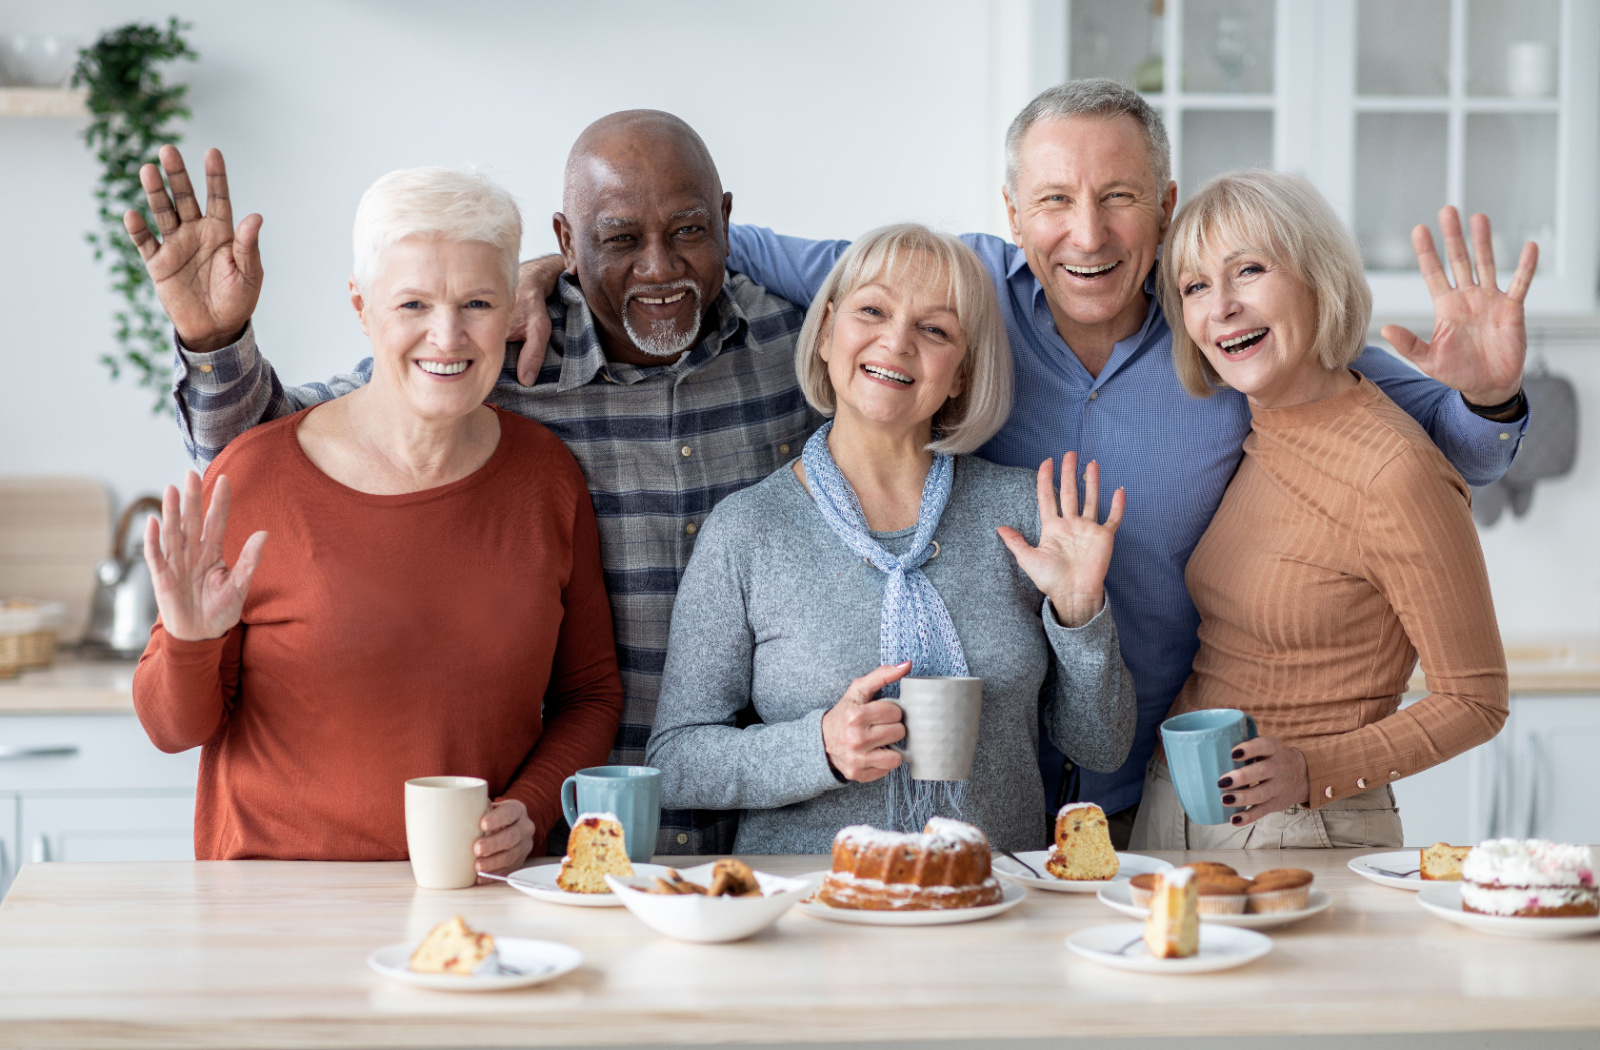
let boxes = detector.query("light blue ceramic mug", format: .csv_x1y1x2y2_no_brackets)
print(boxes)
560,765,661,863
1159,709,1259,826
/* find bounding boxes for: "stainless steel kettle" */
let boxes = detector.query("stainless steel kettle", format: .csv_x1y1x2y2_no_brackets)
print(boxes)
83,496,163,657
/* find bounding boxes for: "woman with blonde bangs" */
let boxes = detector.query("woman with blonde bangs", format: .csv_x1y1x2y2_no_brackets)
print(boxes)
648,223,1137,855
1131,170,1523,850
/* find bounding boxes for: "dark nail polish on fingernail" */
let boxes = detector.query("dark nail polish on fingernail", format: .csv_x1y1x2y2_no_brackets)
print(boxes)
1221,795,1236,805
1231,816,1242,825
1231,748,1245,760
1217,776,1233,788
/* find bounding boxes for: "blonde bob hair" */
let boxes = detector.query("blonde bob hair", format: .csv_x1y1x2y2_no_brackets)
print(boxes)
1158,169,1371,398
794,224,1013,456
352,166,523,296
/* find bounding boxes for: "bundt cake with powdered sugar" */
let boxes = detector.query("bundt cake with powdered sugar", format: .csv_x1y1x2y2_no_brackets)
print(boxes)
813,817,1004,911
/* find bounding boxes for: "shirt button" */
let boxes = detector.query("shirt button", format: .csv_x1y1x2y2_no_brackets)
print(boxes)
1324,786,1334,799
1357,777,1367,789
680,445,692,457
676,833,688,845
685,522,698,535
199,364,213,373
1499,433,1510,440
779,443,790,455
1088,391,1098,400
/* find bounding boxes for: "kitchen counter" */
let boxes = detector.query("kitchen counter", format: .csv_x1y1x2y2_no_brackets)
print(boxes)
0,651,135,713
0,850,1596,1049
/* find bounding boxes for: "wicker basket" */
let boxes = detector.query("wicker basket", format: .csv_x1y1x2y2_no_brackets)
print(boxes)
0,601,66,678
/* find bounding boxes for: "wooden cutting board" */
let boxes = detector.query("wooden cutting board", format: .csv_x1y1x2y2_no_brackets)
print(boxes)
0,479,114,644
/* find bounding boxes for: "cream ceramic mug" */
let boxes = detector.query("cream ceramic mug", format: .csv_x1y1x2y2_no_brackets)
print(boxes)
404,776,488,889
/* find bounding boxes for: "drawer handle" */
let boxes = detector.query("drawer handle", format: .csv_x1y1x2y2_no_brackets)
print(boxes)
0,745,79,760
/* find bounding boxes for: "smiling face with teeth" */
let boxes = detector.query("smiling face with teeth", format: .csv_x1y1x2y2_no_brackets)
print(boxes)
1176,241,1344,409
1004,114,1176,369
351,233,511,422
818,254,969,448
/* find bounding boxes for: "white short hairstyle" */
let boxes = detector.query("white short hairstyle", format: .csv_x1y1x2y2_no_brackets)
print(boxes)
795,224,1013,456
351,167,522,295
1158,169,1372,398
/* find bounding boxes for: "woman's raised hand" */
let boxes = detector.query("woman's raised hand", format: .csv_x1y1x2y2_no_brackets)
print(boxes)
142,471,268,642
998,451,1125,628
1379,206,1536,409
820,661,912,783
123,145,263,354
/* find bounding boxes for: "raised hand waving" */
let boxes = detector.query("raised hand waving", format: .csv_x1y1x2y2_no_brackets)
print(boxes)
142,471,268,642
997,451,1125,628
123,145,263,353
1380,206,1537,410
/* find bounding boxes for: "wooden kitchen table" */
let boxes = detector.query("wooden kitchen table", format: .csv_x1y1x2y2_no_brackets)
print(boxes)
0,850,1597,1050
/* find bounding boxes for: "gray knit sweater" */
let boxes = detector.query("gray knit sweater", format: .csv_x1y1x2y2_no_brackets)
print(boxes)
645,455,1137,855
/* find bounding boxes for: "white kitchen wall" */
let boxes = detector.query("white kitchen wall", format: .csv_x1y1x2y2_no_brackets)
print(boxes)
0,0,1596,641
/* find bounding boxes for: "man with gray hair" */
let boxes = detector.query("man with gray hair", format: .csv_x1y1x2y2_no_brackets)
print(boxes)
665,79,1531,845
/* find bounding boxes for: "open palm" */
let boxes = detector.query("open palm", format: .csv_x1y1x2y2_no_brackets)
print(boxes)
997,452,1125,628
124,145,263,353
1380,206,1536,408
142,471,267,642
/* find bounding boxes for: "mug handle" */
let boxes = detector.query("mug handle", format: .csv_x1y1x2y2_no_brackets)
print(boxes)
560,775,579,827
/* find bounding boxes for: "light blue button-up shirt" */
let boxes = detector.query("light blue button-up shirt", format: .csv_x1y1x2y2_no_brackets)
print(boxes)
728,225,1525,816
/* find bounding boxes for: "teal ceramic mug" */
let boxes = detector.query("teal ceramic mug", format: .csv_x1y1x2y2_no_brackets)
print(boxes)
560,766,661,863
1159,709,1259,826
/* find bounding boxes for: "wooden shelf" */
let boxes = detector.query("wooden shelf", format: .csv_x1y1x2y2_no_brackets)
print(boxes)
0,87,87,117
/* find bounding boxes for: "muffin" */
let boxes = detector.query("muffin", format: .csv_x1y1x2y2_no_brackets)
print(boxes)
1183,861,1239,879
1194,874,1252,915
1246,868,1314,913
1128,872,1160,908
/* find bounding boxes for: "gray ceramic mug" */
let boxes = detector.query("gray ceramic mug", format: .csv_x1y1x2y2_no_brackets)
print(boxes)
893,676,983,781
560,766,661,863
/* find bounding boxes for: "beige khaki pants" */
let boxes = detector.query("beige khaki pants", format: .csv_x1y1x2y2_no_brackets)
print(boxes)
1129,759,1403,850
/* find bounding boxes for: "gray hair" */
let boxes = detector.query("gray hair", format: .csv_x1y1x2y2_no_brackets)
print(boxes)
1158,169,1372,398
795,224,1013,456
1005,79,1172,193
352,167,522,295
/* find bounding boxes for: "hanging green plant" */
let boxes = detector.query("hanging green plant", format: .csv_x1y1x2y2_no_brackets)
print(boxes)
72,18,198,413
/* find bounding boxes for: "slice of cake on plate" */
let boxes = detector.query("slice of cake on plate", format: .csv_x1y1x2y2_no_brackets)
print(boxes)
409,916,497,975
556,812,635,893
1044,802,1119,881
1144,868,1199,958
1420,843,1470,881
1460,839,1597,917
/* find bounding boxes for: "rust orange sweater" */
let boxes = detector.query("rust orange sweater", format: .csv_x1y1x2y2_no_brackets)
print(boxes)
1168,376,1509,807
133,407,624,860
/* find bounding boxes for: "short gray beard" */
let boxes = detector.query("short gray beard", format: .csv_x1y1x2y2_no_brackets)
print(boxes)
621,280,703,358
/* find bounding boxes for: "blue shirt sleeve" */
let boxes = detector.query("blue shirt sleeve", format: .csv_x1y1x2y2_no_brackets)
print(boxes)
1355,345,1526,487
726,224,852,306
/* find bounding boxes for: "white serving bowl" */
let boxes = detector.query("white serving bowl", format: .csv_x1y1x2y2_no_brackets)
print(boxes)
605,863,814,943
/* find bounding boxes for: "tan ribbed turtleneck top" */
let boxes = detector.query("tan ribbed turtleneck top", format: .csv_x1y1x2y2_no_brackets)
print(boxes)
1167,374,1509,807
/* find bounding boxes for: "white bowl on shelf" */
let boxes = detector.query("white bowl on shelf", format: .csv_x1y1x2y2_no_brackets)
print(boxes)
0,34,82,88
605,863,813,943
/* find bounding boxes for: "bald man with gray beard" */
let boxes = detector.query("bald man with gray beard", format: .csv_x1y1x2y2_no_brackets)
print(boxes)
160,112,823,856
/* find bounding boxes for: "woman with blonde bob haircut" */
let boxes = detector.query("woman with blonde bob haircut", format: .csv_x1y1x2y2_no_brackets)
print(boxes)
1131,170,1525,850
649,224,1137,854
133,166,624,870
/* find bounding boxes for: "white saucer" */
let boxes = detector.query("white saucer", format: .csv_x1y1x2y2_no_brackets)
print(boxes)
1348,850,1424,890
503,862,673,907
1416,883,1600,939
368,937,583,991
992,850,1173,893
1096,882,1332,929
797,879,1025,926
1066,923,1273,974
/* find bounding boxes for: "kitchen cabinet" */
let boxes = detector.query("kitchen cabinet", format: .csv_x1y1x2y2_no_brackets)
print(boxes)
0,710,197,895
1056,0,1600,314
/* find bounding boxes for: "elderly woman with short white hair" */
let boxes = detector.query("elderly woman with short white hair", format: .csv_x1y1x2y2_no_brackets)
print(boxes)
133,166,624,870
647,223,1137,854
1131,170,1521,849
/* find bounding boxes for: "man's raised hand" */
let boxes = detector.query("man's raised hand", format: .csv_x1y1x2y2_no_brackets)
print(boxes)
1380,206,1536,410
124,145,263,354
